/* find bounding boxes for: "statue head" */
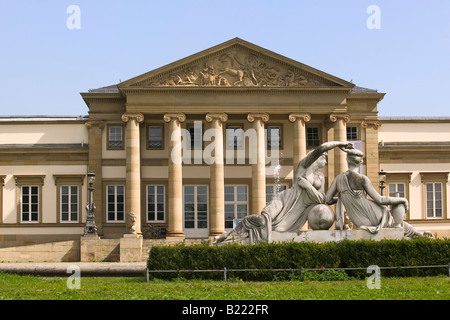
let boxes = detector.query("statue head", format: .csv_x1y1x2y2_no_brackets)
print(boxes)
345,148,364,167
126,211,137,234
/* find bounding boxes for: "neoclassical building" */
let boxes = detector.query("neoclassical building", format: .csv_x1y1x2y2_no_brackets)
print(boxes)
0,38,449,243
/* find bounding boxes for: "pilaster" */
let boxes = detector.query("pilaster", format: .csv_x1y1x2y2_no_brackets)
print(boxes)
330,113,350,175
362,120,382,190
289,113,311,170
85,121,105,235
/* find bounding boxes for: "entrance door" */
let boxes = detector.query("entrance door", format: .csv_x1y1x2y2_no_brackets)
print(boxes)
183,185,209,238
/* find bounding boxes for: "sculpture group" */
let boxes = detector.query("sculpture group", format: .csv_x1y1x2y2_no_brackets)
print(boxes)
214,142,433,245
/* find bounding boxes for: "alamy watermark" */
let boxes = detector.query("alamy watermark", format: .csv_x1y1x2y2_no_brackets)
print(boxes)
366,265,381,289
66,265,81,289
366,5,381,30
66,5,81,30
171,121,281,176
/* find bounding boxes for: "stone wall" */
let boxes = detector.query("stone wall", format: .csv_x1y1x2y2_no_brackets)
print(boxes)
0,240,80,262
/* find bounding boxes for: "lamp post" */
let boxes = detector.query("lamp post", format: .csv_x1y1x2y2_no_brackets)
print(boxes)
83,172,98,237
378,170,387,196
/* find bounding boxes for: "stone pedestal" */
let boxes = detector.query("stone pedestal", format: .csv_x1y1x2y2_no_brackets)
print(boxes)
80,236,102,262
120,234,143,262
271,228,405,243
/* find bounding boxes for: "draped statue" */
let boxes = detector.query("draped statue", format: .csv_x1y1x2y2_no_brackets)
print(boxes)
213,141,351,245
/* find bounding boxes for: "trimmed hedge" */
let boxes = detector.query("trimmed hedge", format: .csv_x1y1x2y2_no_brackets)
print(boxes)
147,238,450,280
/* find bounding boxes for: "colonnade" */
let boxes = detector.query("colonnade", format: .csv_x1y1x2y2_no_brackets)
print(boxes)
115,111,354,239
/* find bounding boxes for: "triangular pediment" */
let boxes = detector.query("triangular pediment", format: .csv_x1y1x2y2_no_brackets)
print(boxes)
119,38,354,89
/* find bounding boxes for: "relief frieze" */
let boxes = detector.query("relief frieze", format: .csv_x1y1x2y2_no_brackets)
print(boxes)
144,50,332,88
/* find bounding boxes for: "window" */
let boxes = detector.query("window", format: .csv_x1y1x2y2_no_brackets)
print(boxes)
267,125,282,149
21,186,39,222
226,125,243,149
224,185,248,229
266,184,287,204
426,183,443,218
388,183,405,198
148,126,163,149
147,185,165,222
346,126,358,141
184,185,208,231
108,126,124,149
14,175,45,224
60,186,79,222
306,127,320,147
54,175,84,223
188,122,203,149
420,172,448,220
107,185,125,221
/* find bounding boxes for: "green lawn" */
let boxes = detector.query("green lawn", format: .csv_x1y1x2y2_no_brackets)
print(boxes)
0,272,448,300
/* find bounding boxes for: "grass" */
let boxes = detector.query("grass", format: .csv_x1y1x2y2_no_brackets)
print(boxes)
0,272,448,300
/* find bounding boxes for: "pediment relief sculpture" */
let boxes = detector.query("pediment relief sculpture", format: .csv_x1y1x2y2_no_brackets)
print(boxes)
143,51,333,88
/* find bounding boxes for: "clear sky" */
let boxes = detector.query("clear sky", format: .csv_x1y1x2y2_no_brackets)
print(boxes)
1,0,449,117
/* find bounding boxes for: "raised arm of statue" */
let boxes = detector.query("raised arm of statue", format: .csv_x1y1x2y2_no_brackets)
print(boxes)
294,141,353,179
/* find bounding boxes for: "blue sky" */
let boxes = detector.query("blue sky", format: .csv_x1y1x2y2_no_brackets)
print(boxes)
1,0,449,116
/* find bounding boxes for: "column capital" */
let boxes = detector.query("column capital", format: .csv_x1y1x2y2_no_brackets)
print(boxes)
361,120,382,130
289,113,311,123
329,113,351,123
205,113,228,123
121,112,144,123
247,113,270,123
164,113,186,123
85,121,106,130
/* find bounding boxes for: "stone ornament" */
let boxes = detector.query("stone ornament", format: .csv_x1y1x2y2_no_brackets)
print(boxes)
121,113,144,123
247,113,270,123
145,50,329,88
163,113,186,123
125,212,137,234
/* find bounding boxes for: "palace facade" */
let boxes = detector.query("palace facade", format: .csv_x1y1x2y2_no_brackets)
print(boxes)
1,38,449,243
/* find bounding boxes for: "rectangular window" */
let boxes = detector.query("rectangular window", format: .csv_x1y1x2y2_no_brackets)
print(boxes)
267,125,282,149
224,185,248,229
184,185,208,229
266,184,287,204
21,186,39,222
147,185,165,222
108,126,123,149
188,124,203,149
107,185,125,221
148,126,163,149
388,183,405,198
426,182,443,218
226,126,243,149
346,126,358,141
306,127,320,147
61,185,79,222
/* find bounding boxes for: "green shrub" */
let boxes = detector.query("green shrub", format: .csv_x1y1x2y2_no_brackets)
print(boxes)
147,238,450,281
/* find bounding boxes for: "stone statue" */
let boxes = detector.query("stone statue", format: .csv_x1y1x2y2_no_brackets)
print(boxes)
213,141,352,245
125,212,137,234
325,147,433,238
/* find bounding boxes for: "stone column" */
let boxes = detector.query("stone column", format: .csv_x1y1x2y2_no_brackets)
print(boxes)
121,113,144,235
362,120,382,191
164,113,186,238
330,114,350,175
206,113,228,238
85,120,105,235
289,113,311,170
247,113,270,214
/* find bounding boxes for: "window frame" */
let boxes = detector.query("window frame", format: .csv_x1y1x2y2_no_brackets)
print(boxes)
106,184,126,222
14,175,45,224
146,184,166,223
107,124,125,150
420,172,448,220
53,174,85,224
147,124,164,150
224,185,248,230
306,126,321,148
266,124,283,150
